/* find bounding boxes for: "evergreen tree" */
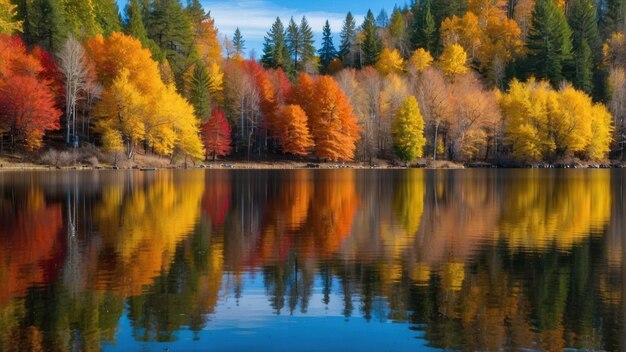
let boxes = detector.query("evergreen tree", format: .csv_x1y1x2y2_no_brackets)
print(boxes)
125,0,162,60
568,0,601,93
233,27,245,55
526,0,573,86
601,0,624,37
412,0,437,52
299,16,315,67
362,10,382,66
286,17,301,69
339,12,357,66
64,0,100,38
147,0,194,80
568,0,601,56
432,0,466,25
318,20,338,72
27,0,68,52
189,62,212,122
184,0,205,26
376,9,389,27
261,17,289,69
573,39,594,93
93,0,121,34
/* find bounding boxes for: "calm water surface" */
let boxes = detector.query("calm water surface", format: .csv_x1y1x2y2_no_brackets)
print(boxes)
0,169,624,351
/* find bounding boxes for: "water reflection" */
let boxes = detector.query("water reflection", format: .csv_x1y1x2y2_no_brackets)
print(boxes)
0,169,624,351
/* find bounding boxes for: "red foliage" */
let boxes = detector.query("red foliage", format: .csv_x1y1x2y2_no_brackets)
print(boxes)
201,171,232,229
202,108,232,160
0,75,62,150
0,35,61,150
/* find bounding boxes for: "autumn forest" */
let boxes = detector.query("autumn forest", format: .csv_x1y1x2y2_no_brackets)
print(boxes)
1,0,626,165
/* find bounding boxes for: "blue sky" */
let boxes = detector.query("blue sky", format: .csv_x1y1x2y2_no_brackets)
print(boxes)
118,0,403,57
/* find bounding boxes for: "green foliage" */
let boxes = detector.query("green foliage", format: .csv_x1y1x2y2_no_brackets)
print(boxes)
233,27,245,55
526,0,573,87
392,96,427,162
93,0,121,34
318,20,337,72
411,0,437,52
147,0,194,82
261,17,290,70
362,10,381,67
25,0,68,51
338,12,357,66
189,62,211,122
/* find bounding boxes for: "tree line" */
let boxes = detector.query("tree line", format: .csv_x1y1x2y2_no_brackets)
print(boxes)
0,0,625,164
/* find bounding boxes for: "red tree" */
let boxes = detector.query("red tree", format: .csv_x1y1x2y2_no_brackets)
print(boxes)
202,108,232,161
0,35,61,151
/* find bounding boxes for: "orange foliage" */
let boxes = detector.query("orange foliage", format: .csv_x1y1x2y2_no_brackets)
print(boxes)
276,104,314,156
0,188,64,305
309,76,361,161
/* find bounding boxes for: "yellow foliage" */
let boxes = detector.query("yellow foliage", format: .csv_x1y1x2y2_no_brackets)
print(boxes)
0,0,22,34
407,48,433,73
440,1,524,85
375,48,405,75
499,170,611,251
587,104,613,160
95,69,147,157
499,78,613,161
439,44,469,78
603,32,626,67
93,171,205,295
88,32,204,160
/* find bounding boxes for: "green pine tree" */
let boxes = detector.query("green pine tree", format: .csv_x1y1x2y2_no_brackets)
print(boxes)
338,12,357,66
93,0,121,35
362,10,382,66
412,0,437,52
299,16,315,68
601,0,624,37
27,0,68,52
526,0,573,86
286,17,301,70
568,0,601,93
318,20,337,72
125,0,162,60
573,39,594,93
184,0,205,26
64,0,100,38
189,62,212,122
233,27,245,55
261,17,289,70
147,0,194,83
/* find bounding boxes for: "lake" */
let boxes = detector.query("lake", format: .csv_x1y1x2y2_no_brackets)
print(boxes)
0,169,624,351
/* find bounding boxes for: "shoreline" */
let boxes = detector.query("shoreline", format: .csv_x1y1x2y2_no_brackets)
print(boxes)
0,157,621,172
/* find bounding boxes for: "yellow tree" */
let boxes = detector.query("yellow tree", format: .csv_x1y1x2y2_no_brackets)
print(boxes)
440,0,524,86
586,103,613,160
439,44,469,78
392,96,426,163
498,78,553,162
375,48,404,75
95,69,147,159
406,48,434,74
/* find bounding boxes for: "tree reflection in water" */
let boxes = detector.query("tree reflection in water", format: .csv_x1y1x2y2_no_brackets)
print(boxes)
0,169,624,351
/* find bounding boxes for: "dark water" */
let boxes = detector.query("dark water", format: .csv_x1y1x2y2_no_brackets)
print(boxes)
0,169,624,351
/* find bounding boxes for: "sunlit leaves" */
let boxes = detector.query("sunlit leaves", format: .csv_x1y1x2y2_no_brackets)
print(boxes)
392,96,426,162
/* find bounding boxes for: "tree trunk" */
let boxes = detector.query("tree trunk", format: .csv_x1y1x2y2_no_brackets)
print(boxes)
433,123,439,160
